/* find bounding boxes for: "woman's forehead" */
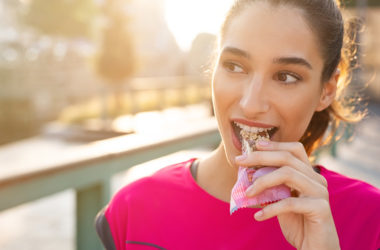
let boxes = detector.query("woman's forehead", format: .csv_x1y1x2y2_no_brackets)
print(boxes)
220,2,323,68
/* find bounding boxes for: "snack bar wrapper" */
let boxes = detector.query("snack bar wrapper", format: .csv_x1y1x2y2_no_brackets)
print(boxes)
230,130,291,214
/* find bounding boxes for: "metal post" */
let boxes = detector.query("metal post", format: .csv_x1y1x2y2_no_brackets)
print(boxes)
76,179,111,250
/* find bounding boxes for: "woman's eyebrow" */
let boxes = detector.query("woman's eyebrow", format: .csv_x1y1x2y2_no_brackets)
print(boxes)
220,47,312,70
273,57,313,69
221,46,251,59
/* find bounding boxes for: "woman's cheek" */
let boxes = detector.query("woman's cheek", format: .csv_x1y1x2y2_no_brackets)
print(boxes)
280,95,318,141
213,78,235,108
215,76,244,101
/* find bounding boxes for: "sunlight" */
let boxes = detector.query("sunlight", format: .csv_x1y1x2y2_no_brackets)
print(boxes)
164,0,234,51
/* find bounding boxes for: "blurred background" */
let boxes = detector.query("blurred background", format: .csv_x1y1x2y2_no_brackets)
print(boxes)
0,0,226,145
0,0,379,249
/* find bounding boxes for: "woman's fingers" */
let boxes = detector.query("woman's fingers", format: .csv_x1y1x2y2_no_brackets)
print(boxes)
256,141,328,187
236,141,338,248
245,166,328,198
235,144,327,188
254,194,341,249
254,197,331,222
256,141,309,164
236,150,303,169
235,141,328,203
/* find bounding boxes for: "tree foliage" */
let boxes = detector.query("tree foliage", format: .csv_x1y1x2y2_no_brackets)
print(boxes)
96,0,135,84
23,0,97,38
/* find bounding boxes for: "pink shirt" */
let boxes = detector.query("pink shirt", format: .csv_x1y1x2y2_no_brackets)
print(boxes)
105,159,380,250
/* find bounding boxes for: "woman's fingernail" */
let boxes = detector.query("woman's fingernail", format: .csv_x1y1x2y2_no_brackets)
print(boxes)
254,210,263,220
245,185,255,196
257,140,270,146
235,154,247,162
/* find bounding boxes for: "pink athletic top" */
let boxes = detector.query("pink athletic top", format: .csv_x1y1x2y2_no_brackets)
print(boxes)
103,159,380,250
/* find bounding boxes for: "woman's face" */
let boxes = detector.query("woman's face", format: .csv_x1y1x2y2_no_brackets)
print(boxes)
212,2,334,166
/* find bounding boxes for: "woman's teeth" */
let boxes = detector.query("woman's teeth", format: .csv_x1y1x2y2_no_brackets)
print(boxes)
233,122,275,136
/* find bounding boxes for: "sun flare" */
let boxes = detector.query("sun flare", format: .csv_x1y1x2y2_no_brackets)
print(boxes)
164,0,234,51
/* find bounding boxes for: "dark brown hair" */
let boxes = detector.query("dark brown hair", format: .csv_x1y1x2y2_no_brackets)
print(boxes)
219,0,365,155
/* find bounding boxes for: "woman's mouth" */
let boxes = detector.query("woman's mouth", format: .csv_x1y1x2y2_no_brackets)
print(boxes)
231,121,278,151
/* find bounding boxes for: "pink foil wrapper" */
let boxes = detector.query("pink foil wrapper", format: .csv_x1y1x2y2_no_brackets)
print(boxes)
230,166,291,214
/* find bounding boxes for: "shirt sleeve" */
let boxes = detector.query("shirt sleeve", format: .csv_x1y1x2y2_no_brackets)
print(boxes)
103,184,132,250
95,206,117,250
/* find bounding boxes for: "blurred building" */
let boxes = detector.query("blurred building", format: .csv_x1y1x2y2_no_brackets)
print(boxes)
360,8,380,100
185,32,217,78
128,0,185,77
340,1,380,101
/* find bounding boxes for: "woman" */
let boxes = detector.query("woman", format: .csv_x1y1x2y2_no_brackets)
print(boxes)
96,0,380,249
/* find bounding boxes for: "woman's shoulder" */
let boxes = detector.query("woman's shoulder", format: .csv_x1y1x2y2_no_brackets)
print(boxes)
110,158,196,204
319,165,380,207
318,166,380,248
129,158,195,188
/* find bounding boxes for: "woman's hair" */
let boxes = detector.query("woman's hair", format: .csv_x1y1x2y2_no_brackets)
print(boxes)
218,0,365,156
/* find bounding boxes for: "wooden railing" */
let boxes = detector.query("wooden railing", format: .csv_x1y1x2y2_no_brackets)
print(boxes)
126,76,211,113
0,117,220,250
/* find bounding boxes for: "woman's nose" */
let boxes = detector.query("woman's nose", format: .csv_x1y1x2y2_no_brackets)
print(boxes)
239,76,270,117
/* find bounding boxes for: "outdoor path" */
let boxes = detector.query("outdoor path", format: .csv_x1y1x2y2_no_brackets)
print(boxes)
0,103,379,250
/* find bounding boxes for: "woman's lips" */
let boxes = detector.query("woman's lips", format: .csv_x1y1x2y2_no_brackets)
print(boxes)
232,118,276,129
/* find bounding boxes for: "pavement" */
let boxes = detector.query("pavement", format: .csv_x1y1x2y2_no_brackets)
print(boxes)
0,102,379,250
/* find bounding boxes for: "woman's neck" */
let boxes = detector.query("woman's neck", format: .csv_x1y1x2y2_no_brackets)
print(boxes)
197,144,238,203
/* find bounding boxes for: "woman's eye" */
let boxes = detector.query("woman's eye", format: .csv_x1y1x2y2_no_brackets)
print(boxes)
275,72,300,84
222,62,245,73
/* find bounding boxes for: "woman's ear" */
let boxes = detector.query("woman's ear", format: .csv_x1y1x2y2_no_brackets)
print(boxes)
315,69,339,112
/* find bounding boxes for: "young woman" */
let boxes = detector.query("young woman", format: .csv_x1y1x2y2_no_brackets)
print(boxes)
96,0,380,249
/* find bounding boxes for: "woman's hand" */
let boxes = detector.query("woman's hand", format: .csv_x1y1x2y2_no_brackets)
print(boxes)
235,140,340,250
